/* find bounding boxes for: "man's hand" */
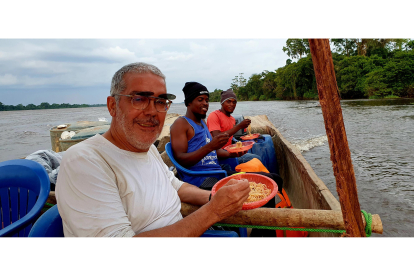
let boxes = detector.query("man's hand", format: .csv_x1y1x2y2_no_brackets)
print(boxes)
229,149,248,158
217,148,247,159
238,119,251,130
208,178,250,221
208,133,230,150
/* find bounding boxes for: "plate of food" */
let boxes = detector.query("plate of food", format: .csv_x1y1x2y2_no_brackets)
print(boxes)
211,173,278,210
240,133,260,140
240,125,260,140
223,141,255,153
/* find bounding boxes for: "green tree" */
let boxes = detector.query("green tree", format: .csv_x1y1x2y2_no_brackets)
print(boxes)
244,73,264,101
230,73,247,96
0,102,4,111
50,103,60,109
405,40,414,50
39,102,51,109
331,39,357,57
390,39,409,51
336,55,379,98
25,104,37,110
282,39,310,60
382,51,414,96
15,104,24,110
209,89,222,102
364,51,414,98
217,37,414,102
363,69,388,98
262,71,278,100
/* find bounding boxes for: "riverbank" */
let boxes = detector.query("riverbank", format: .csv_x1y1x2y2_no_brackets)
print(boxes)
0,103,106,112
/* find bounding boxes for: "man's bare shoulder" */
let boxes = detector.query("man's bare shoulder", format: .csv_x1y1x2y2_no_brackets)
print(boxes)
171,117,190,132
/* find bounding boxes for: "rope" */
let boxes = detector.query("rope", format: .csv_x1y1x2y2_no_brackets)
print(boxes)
361,210,372,237
214,223,345,234
39,203,373,236
215,210,374,236
41,202,56,212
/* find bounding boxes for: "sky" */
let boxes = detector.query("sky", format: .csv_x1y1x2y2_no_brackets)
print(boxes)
2,1,411,107
0,39,289,105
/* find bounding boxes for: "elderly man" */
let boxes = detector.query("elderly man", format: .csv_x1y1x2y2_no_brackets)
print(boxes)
56,62,250,237
207,89,261,164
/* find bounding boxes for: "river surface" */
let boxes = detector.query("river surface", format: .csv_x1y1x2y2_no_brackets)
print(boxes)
1,99,414,237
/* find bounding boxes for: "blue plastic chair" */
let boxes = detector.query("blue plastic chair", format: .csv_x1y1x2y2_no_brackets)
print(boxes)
29,205,238,237
165,142,228,180
28,204,63,237
0,159,50,237
201,230,238,237
165,142,247,237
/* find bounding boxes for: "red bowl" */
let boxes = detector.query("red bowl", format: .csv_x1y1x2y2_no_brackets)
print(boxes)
240,133,260,140
211,173,278,210
223,141,255,153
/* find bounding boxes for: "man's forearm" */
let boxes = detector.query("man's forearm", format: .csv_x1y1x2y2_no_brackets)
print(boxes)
178,182,210,206
212,125,242,138
225,125,243,137
175,144,214,167
216,149,231,159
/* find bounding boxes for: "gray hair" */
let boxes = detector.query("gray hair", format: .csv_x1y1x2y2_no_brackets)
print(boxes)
110,62,166,99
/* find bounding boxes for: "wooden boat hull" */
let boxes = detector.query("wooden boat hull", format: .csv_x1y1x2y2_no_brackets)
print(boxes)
48,115,343,237
271,126,341,237
160,114,343,236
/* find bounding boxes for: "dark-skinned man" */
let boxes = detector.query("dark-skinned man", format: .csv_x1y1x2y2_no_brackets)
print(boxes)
170,82,247,189
207,89,262,164
170,83,282,237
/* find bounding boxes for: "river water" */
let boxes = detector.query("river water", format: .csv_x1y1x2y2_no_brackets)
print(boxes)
1,99,413,237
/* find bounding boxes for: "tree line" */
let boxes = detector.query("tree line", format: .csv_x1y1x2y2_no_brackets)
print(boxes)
0,102,106,111
211,39,414,101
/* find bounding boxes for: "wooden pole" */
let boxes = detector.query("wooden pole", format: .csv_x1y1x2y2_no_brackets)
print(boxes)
308,39,366,237
181,203,383,234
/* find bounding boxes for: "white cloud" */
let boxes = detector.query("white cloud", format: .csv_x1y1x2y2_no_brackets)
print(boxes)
89,46,137,61
189,42,212,53
0,39,290,104
161,51,194,61
0,74,18,85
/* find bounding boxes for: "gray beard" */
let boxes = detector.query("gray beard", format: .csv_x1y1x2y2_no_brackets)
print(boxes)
116,106,161,151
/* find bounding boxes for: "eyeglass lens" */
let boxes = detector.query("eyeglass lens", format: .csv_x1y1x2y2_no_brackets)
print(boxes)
131,95,171,112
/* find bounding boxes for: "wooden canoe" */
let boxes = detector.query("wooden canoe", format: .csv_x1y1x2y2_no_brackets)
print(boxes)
47,115,381,237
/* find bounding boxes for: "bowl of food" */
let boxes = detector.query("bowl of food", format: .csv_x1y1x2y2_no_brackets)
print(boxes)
240,133,260,140
211,173,278,210
223,141,255,153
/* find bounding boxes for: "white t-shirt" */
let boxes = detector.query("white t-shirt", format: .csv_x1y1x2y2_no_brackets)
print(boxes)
55,134,184,237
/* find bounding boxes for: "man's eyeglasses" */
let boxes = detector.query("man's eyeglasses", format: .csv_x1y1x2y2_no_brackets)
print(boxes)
113,93,173,112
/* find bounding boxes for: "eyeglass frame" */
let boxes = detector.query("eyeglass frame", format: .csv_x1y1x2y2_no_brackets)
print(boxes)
113,91,175,112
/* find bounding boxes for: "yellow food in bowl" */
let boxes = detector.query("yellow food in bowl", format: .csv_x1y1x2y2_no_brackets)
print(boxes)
246,182,271,203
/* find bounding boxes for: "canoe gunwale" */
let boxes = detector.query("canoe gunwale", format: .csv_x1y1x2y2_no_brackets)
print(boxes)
271,129,341,211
